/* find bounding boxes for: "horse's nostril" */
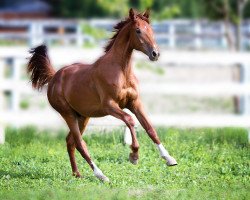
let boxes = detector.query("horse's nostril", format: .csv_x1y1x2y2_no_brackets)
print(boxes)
152,50,157,58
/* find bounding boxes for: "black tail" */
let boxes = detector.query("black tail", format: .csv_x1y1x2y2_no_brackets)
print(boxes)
27,45,55,90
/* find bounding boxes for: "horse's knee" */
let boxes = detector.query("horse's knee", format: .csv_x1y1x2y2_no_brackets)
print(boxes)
124,115,135,127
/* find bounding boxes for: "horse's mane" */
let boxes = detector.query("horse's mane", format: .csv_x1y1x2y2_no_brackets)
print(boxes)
104,14,149,53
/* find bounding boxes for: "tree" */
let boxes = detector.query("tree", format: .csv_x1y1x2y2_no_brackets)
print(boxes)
97,0,129,17
129,0,181,20
236,0,249,51
203,0,249,51
47,0,110,18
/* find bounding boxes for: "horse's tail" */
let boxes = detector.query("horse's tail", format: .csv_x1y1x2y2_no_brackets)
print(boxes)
27,45,55,90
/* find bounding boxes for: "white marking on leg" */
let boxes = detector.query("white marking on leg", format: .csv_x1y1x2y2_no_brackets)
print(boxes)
157,143,170,157
124,127,132,145
156,144,177,166
91,161,109,182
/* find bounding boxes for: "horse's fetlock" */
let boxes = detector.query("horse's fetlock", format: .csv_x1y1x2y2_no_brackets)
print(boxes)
131,145,139,152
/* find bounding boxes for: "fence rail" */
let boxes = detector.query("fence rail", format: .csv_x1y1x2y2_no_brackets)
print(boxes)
1,48,250,144
0,19,250,49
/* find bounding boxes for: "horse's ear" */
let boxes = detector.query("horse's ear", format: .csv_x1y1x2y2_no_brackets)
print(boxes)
129,8,136,21
143,8,150,19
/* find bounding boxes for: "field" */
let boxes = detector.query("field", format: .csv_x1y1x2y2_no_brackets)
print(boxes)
0,127,249,200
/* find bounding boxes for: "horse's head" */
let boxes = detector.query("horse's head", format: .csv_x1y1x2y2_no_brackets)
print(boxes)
129,8,160,61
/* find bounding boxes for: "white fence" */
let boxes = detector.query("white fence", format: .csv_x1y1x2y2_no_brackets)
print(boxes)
0,48,250,144
1,19,250,50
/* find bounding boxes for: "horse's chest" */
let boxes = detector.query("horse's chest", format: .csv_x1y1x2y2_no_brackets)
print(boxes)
117,87,138,108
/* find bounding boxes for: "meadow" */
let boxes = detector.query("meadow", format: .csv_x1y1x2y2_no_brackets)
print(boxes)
0,126,249,200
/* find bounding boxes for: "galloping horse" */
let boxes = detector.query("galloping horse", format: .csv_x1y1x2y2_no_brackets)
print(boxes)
27,8,177,182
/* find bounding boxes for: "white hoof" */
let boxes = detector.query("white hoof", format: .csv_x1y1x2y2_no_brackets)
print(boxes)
96,174,110,182
92,161,110,182
164,156,178,166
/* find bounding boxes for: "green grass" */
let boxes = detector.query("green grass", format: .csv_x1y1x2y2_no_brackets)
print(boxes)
0,127,249,200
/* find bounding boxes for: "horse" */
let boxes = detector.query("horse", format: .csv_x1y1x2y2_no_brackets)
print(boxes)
27,8,177,182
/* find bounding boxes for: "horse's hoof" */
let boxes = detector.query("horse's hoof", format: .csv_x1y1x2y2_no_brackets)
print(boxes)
96,174,110,182
129,157,138,165
129,153,139,165
73,172,82,178
165,156,178,166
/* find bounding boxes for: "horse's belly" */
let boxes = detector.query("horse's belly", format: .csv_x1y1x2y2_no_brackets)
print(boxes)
67,92,104,117
64,81,104,117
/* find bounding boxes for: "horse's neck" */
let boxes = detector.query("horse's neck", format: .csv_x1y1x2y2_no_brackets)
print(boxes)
108,26,133,75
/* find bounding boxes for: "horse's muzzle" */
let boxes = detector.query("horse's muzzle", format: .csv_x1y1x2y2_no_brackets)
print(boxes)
149,49,160,61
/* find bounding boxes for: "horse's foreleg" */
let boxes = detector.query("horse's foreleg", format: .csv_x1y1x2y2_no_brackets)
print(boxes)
130,100,177,166
63,114,109,182
103,100,139,164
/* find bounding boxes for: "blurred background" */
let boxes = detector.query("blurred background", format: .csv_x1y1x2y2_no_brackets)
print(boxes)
1,0,250,143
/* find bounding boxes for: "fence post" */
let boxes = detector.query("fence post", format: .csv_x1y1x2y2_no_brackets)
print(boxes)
12,58,22,112
248,23,250,49
0,58,5,144
29,22,44,47
194,21,202,49
0,124,5,144
0,58,4,109
239,63,250,115
220,23,227,49
76,23,83,47
169,22,176,49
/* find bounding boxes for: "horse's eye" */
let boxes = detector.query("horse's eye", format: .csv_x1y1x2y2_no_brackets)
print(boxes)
136,28,141,34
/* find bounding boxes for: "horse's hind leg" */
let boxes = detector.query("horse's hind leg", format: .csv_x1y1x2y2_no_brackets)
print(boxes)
66,117,90,178
63,113,109,182
66,133,80,177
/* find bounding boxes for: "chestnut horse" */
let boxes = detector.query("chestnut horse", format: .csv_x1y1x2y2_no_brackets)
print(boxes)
27,9,177,182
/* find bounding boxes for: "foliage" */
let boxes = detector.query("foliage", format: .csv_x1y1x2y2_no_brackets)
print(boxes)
82,24,109,40
151,0,202,19
136,61,165,75
19,99,30,110
47,0,130,18
0,126,249,199
46,0,250,20
98,0,130,17
154,5,181,20
200,0,250,23
202,0,236,23
47,0,106,18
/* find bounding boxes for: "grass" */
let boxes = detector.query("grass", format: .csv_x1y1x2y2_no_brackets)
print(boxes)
0,126,249,200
